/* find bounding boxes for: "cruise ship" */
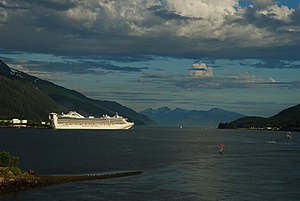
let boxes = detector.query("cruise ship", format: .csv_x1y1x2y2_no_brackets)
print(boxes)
48,111,134,130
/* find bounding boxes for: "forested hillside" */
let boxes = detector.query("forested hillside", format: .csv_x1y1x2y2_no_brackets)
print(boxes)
0,75,62,120
0,59,153,124
218,104,300,131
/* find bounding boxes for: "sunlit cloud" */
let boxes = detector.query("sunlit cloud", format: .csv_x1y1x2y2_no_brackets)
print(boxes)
0,0,299,59
189,63,214,78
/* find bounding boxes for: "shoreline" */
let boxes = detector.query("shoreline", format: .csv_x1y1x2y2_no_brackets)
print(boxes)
0,125,50,129
0,170,143,194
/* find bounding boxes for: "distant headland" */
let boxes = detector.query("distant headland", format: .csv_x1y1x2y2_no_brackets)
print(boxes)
218,103,300,131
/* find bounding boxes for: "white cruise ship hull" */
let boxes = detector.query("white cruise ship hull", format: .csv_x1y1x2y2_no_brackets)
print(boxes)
53,123,134,130
49,112,134,130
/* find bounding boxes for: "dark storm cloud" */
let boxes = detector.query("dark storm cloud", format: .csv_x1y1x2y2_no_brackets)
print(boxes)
11,59,148,74
80,55,156,63
99,63,148,72
0,1,27,9
1,0,300,60
19,0,77,11
148,5,203,21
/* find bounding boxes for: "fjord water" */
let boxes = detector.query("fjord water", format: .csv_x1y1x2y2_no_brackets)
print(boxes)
0,127,299,201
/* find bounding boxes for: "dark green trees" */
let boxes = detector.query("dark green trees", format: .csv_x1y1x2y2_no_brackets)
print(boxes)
0,151,19,167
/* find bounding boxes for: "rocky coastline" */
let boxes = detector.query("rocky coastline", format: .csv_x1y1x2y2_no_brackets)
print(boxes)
0,170,143,194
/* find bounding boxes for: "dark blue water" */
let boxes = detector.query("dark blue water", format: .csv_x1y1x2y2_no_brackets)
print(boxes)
0,126,299,201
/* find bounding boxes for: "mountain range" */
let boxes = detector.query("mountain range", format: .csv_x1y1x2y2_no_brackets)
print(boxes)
0,59,153,124
140,107,245,127
218,103,300,131
3,59,296,130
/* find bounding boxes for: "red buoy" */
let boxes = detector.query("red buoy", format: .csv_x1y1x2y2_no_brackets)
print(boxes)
219,143,224,155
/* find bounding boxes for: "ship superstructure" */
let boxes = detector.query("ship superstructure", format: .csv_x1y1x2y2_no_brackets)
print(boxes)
49,111,134,130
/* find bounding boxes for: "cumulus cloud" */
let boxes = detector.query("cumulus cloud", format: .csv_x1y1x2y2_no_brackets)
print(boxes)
236,72,276,83
0,0,299,59
190,63,214,78
242,0,294,25
162,0,237,21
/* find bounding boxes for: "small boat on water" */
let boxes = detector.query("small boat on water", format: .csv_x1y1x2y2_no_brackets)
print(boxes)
286,131,292,140
218,143,224,155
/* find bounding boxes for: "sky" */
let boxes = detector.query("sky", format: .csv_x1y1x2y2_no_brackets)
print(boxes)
0,0,300,117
